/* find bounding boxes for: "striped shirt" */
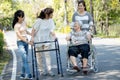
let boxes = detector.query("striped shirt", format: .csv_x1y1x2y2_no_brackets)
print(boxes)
72,11,93,29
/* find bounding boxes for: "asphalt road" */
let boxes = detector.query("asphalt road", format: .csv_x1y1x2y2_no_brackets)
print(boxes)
1,31,120,80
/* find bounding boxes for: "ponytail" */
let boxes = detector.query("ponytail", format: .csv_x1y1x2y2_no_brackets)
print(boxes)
12,10,24,28
37,9,45,19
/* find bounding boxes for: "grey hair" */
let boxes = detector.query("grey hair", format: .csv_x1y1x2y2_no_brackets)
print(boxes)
78,21,83,27
70,21,83,28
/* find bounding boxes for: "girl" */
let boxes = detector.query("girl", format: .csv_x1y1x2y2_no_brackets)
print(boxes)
12,10,32,79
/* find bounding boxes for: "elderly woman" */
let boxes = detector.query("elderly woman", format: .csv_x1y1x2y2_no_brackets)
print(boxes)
66,21,91,73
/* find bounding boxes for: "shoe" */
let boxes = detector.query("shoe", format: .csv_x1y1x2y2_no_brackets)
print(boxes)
83,70,88,75
20,74,25,79
48,71,55,77
82,67,89,75
25,74,32,79
40,71,47,76
73,66,80,72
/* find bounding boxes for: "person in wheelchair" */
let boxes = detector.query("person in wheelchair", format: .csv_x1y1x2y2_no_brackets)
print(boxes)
66,21,91,73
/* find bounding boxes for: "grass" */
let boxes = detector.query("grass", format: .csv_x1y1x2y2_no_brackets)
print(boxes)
0,48,11,74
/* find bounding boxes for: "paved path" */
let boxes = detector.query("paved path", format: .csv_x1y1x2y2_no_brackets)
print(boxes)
1,31,120,80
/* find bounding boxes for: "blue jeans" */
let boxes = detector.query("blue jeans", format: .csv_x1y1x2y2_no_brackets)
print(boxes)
17,40,31,75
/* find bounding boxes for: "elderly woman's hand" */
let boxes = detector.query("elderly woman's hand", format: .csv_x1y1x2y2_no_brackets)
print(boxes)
66,36,71,41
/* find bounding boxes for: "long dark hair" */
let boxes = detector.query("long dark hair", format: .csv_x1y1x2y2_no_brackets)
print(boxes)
12,10,24,28
37,7,54,19
37,9,45,19
78,0,87,11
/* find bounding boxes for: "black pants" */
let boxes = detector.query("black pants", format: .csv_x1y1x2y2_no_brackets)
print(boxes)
68,44,90,59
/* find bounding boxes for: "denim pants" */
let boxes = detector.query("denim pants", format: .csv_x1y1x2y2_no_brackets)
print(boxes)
17,40,31,75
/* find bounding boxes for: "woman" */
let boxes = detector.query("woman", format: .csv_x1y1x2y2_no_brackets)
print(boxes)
66,21,91,74
31,7,56,76
72,0,93,31
12,10,32,79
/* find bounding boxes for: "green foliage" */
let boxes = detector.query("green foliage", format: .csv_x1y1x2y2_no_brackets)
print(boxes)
52,0,65,29
17,2,36,27
0,0,17,30
66,0,74,22
0,47,11,74
0,30,4,54
0,0,120,37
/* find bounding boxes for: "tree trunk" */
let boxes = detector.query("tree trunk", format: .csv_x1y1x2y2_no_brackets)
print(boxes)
64,0,68,26
90,0,97,34
103,0,109,36
105,11,109,36
72,0,77,11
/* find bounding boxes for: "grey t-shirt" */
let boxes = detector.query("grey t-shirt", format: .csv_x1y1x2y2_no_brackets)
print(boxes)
72,11,93,29
69,30,90,46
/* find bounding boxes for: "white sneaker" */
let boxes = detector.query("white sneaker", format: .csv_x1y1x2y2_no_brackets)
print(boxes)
48,71,55,77
25,74,32,79
40,71,47,76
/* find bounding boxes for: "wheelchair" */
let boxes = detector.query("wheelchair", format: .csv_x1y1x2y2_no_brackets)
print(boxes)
66,32,98,74
31,38,63,80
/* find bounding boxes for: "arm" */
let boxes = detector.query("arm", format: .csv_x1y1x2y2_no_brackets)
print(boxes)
66,33,71,41
50,31,56,38
30,19,41,42
86,32,91,42
66,36,71,41
88,12,94,30
30,28,36,43
26,30,32,36
50,19,56,39
23,21,32,36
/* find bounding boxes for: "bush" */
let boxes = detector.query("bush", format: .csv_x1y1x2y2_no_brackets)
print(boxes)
0,30,4,54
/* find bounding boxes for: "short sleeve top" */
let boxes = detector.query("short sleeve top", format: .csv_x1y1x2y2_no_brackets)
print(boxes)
14,22,27,41
72,11,93,29
69,30,90,46
33,18,55,47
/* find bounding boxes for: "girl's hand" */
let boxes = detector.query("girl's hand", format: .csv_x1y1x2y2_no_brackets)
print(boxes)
29,38,34,45
29,41,33,45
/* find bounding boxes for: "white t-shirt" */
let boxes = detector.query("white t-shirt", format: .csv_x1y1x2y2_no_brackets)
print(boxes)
33,18,55,47
14,21,27,41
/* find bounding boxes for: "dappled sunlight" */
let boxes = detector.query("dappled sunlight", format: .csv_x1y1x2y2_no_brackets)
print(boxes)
3,31,120,80
94,70,120,79
93,38,120,46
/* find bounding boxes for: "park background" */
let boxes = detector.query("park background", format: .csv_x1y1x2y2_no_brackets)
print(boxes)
0,0,120,37
0,0,120,78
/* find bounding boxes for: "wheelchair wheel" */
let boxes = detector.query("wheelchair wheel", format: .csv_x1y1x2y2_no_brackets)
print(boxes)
93,65,98,72
92,45,98,73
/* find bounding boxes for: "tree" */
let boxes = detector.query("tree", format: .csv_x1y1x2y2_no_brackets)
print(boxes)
0,1,13,30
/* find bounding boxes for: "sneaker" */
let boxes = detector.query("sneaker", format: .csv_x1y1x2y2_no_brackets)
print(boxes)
20,74,25,79
73,66,80,72
40,71,47,76
48,71,55,77
66,68,77,73
25,74,32,79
